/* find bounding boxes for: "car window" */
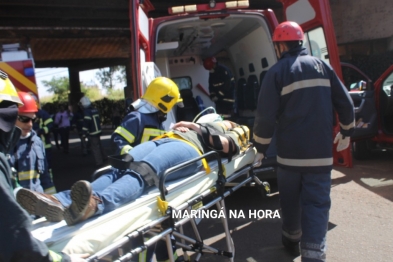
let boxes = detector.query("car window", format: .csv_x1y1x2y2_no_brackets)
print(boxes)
382,72,393,96
171,76,192,91
341,64,370,91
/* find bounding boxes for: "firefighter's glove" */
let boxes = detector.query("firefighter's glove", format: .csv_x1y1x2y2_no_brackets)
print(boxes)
334,132,350,152
253,152,264,167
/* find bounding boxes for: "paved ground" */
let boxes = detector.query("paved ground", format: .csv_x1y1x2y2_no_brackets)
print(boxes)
50,130,393,262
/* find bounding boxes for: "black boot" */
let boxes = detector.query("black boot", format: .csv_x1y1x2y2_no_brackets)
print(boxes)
282,235,300,256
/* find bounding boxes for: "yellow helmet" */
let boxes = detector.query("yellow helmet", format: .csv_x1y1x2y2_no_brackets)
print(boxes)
0,70,23,106
138,77,183,114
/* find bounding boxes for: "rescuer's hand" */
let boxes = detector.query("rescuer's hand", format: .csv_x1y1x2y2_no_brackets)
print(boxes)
253,152,264,167
334,132,350,152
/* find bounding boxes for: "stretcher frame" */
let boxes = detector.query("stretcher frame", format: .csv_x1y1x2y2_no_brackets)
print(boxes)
85,149,271,262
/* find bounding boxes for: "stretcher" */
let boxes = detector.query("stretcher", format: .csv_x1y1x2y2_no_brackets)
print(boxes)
30,147,272,261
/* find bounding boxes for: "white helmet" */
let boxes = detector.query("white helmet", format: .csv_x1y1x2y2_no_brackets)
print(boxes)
79,96,91,108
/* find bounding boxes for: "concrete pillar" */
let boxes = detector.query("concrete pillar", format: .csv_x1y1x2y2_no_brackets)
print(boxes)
68,67,83,112
124,60,133,99
388,36,393,51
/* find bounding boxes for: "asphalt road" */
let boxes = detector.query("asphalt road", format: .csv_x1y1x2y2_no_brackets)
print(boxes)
50,130,393,262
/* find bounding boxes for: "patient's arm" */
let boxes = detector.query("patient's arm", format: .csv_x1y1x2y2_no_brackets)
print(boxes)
172,121,236,154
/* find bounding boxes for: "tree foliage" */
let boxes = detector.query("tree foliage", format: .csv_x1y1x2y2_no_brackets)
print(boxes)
81,82,104,101
41,76,69,102
95,66,126,90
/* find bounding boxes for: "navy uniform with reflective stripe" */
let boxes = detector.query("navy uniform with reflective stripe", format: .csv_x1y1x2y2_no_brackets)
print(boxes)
112,111,165,155
34,108,54,150
9,130,56,194
82,107,102,136
208,63,236,114
253,46,354,261
253,46,355,173
33,108,55,179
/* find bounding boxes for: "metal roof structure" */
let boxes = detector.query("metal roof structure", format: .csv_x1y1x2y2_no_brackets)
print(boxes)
0,0,282,69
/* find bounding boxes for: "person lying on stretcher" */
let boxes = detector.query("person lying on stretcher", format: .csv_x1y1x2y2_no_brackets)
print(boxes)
16,115,250,226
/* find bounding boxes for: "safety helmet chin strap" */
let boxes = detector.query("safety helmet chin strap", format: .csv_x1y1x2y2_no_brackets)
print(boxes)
274,42,284,59
157,111,167,123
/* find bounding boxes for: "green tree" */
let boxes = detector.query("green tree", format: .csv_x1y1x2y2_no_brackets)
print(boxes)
107,88,124,101
81,82,104,101
95,66,126,90
41,76,69,102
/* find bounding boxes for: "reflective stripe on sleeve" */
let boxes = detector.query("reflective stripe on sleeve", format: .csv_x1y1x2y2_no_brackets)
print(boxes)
253,134,272,145
281,79,331,96
114,126,135,144
44,118,53,125
277,156,333,167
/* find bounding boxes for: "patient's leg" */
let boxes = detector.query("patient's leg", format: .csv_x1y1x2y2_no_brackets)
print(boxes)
94,172,145,215
91,167,124,192
130,138,201,182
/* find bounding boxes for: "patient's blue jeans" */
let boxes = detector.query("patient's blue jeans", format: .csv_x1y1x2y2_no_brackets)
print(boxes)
55,138,201,215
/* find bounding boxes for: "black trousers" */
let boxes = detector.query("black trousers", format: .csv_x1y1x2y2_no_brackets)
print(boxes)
58,127,70,153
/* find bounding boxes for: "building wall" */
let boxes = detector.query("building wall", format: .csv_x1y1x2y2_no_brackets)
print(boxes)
330,0,393,46
329,0,393,81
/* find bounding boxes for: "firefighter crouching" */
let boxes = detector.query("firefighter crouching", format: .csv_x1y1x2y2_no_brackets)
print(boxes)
79,96,107,167
112,76,184,155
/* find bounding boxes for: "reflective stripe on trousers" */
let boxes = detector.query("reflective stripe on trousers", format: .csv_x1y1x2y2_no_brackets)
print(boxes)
277,167,331,262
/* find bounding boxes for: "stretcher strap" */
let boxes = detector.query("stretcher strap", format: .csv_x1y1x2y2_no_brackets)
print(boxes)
157,196,169,215
200,125,236,162
153,132,211,174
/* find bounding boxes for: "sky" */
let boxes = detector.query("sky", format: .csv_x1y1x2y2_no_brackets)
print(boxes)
35,68,101,98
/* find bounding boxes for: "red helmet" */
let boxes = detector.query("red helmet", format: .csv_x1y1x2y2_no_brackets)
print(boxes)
272,21,304,42
203,57,217,70
17,91,38,113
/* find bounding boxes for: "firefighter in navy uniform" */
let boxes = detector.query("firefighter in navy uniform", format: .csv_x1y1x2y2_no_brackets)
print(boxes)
112,77,185,262
112,77,183,155
203,56,236,116
252,22,355,261
9,92,56,194
29,93,55,184
0,71,86,261
79,96,107,167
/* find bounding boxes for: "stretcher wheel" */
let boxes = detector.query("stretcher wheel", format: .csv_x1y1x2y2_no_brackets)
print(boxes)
258,181,271,198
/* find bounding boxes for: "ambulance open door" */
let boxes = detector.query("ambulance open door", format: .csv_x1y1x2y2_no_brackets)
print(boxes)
129,0,176,129
278,0,353,167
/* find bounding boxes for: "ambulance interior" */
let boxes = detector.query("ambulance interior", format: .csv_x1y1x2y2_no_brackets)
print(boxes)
151,12,278,170
153,13,277,125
